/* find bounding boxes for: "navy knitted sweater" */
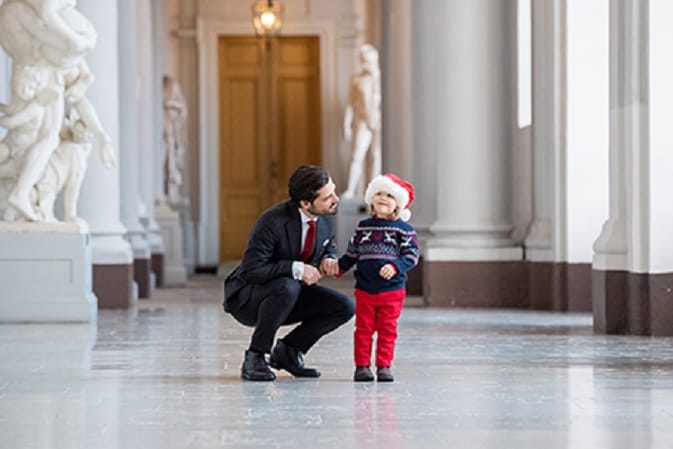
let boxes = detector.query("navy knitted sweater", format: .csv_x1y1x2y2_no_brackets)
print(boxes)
338,217,419,293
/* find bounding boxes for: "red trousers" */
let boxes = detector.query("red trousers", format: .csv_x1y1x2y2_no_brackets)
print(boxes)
353,288,405,367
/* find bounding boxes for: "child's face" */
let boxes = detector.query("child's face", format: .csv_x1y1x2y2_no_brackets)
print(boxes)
371,191,398,219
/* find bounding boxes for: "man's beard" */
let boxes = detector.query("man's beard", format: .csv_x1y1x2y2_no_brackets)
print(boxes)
307,203,338,216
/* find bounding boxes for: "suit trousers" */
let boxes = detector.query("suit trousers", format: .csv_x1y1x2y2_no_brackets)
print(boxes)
353,288,405,367
229,277,354,354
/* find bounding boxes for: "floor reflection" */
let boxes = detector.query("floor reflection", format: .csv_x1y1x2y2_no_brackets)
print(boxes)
1,275,673,449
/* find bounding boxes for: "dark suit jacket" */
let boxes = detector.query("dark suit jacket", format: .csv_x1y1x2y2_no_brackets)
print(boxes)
224,201,338,312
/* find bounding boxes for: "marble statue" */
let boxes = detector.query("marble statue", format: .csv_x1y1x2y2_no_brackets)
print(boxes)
342,43,382,199
34,112,94,222
0,0,113,222
162,75,188,208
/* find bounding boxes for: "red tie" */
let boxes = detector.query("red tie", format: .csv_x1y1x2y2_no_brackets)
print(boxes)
300,220,316,262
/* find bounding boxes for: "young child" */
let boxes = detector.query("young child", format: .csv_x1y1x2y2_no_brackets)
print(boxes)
338,173,419,382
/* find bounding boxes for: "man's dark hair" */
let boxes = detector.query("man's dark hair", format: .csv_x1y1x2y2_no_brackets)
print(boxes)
288,165,330,204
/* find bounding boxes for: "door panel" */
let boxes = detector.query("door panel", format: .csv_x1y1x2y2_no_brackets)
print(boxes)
218,36,320,261
218,38,269,260
273,37,321,204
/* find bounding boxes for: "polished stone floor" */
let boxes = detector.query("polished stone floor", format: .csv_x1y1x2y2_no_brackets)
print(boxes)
1,275,673,449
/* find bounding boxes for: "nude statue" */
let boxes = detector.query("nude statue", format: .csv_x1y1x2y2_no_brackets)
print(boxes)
162,75,187,208
342,43,382,199
0,65,59,179
35,113,93,222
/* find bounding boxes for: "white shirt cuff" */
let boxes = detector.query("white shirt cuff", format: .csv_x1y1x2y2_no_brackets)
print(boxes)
292,261,304,280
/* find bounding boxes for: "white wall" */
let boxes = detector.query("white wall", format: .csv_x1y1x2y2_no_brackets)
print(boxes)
566,0,609,262
517,0,532,129
649,0,673,273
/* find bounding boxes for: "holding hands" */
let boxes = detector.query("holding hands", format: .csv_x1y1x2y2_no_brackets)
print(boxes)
320,258,339,278
302,264,322,285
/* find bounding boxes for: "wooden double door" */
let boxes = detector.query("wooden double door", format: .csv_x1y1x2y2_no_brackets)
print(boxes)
217,36,321,261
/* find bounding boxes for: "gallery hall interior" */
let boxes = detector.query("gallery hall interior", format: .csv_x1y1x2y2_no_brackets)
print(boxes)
0,0,672,448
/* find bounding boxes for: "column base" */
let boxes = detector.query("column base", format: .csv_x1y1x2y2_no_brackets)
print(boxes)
156,204,188,286
406,256,424,296
0,222,97,322
93,263,135,309
528,262,591,312
134,257,153,298
424,260,527,307
423,246,525,307
592,269,673,336
152,252,165,287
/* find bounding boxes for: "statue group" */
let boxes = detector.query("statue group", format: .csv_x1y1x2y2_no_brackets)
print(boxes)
0,0,114,223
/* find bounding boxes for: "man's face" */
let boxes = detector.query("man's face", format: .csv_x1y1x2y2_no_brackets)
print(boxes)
301,178,339,217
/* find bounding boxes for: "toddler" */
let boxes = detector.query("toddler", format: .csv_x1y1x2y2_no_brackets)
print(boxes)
338,173,419,382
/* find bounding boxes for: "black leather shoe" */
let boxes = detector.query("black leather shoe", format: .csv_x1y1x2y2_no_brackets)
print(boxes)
241,350,276,381
269,340,321,378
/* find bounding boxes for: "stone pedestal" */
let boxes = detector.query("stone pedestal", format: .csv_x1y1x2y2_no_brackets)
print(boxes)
178,204,196,275
156,203,188,285
0,222,96,322
336,197,369,254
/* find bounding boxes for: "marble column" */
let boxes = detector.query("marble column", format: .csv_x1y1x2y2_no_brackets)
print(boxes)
381,0,422,295
118,0,152,298
524,0,567,310
173,2,199,275
77,0,134,309
593,0,673,336
381,0,413,181
137,0,165,285
415,0,524,307
152,0,169,206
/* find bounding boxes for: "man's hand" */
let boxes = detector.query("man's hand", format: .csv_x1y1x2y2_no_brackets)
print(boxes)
320,258,339,277
302,264,322,285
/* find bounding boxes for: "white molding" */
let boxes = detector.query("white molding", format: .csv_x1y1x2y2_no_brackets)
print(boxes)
426,247,523,262
197,18,338,265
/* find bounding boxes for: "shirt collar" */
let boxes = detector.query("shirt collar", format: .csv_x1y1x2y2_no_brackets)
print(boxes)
298,208,315,225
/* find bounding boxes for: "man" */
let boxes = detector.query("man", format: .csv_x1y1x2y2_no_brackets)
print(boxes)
224,165,355,381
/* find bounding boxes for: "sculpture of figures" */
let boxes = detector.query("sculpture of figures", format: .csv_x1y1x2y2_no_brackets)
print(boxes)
0,65,59,179
34,112,95,222
0,0,113,222
0,0,96,70
162,75,188,208
342,43,382,199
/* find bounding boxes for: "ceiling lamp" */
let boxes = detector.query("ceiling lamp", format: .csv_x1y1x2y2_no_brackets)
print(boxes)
251,0,283,36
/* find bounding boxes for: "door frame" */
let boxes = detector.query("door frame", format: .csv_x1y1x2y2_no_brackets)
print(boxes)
197,19,339,266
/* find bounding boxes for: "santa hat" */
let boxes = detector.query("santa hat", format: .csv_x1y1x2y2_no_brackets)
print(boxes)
364,173,415,221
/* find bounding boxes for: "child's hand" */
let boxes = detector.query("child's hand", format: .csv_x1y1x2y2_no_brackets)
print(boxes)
320,258,339,277
379,263,396,280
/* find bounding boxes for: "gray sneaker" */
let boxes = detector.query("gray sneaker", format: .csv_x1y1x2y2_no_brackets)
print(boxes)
376,366,394,382
353,366,374,382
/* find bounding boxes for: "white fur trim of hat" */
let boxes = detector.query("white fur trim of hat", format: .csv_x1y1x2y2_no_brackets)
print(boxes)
364,173,415,221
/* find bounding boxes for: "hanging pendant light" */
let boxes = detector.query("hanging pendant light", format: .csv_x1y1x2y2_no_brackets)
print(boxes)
251,0,283,36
